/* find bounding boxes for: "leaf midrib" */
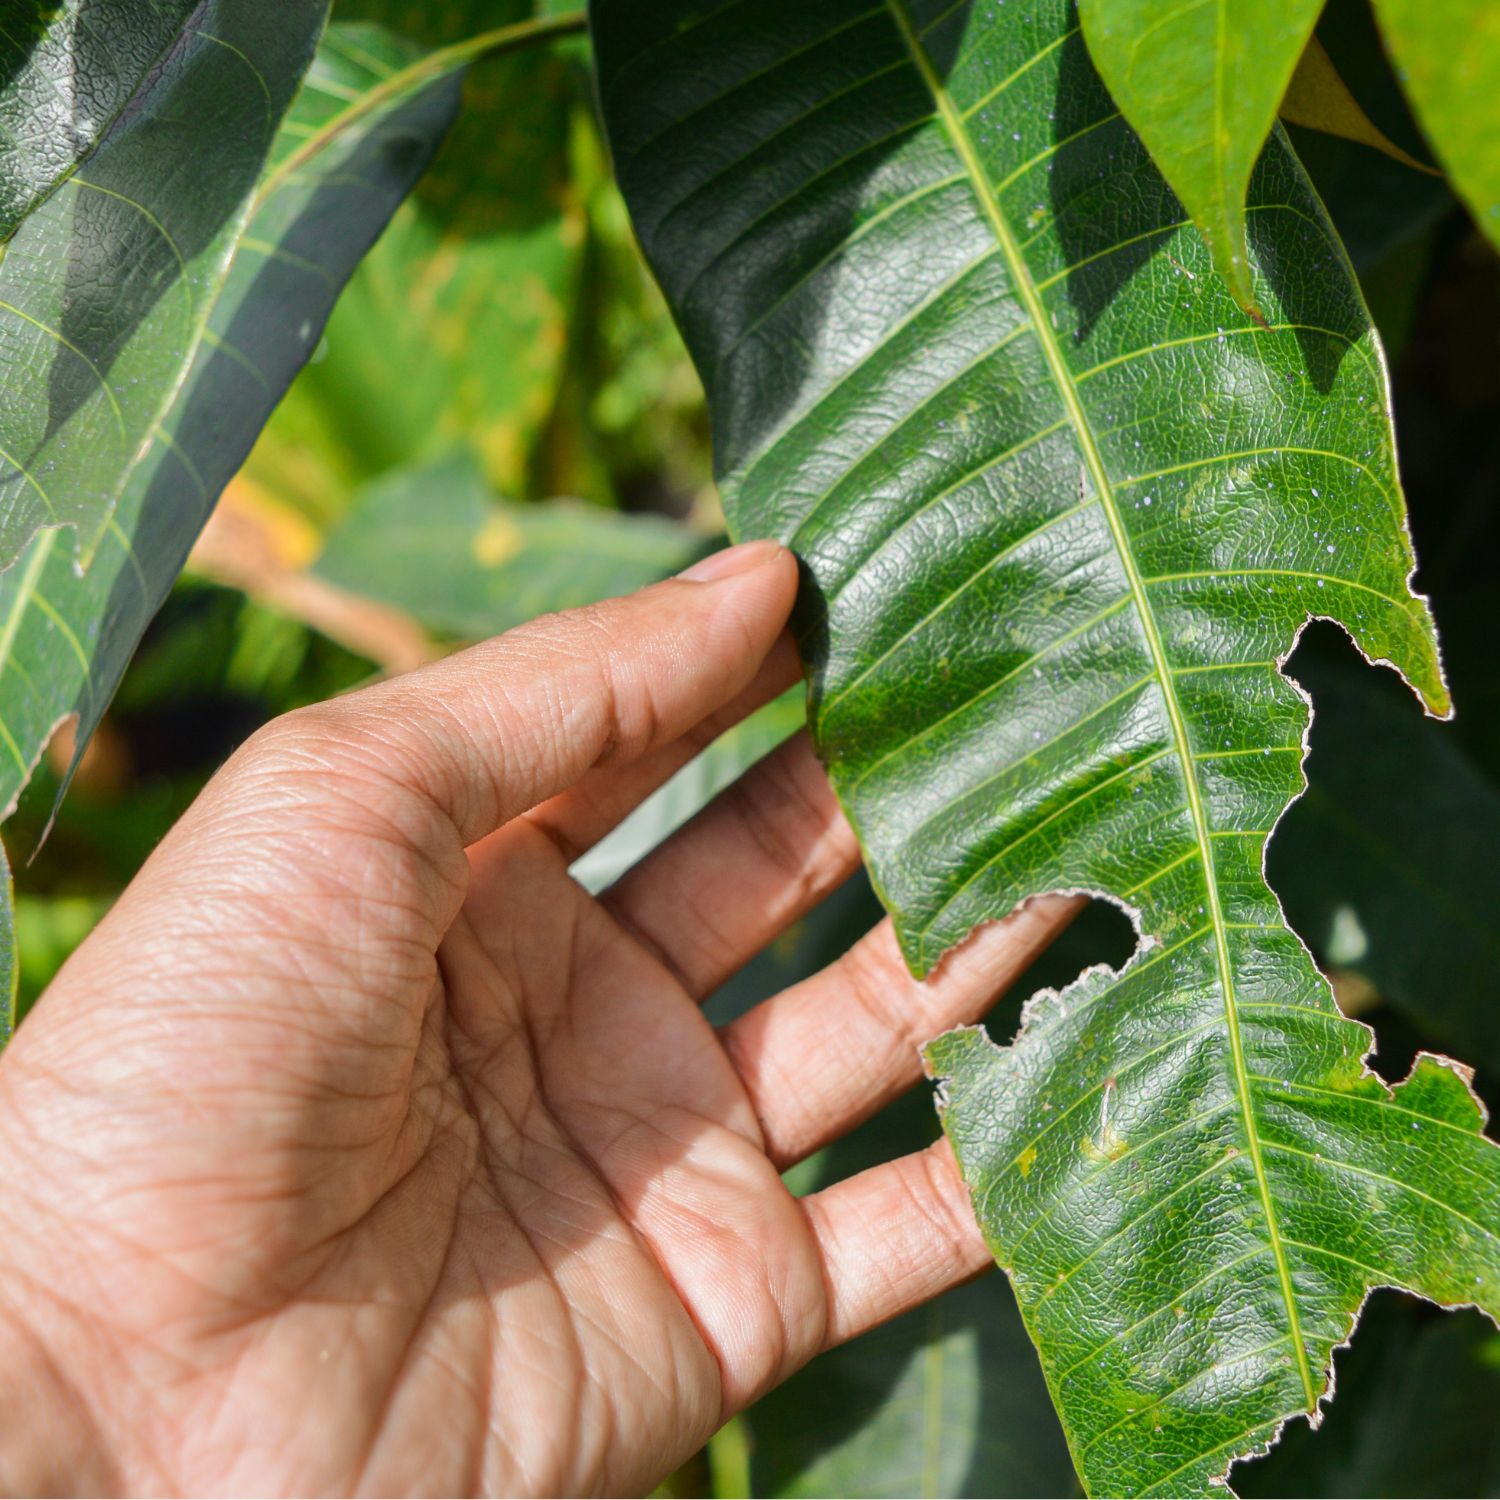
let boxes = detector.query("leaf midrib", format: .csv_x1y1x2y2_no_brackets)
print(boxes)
879,0,1318,1413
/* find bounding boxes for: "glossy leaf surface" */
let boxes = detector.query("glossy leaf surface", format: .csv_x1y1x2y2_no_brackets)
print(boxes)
0,0,199,240
313,451,710,640
1077,0,1324,313
593,1,1500,1493
0,0,324,570
0,20,462,1034
1375,0,1500,250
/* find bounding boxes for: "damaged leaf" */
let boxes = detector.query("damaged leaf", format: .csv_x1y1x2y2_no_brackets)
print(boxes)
592,0,1500,1493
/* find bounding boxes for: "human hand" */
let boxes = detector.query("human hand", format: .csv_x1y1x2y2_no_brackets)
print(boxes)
0,542,1076,1496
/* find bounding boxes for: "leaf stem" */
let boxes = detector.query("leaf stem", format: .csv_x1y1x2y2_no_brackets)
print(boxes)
255,10,589,210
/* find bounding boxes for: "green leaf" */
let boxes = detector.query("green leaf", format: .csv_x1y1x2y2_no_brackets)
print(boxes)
246,0,590,515
1374,0,1500,250
0,1,325,571
0,18,465,1038
1076,0,1325,315
748,1085,1077,1500
0,0,201,240
312,450,712,640
594,1,1500,1493
1236,1294,1500,1497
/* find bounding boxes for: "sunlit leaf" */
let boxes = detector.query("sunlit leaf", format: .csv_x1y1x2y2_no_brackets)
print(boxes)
0,1,324,570
1076,0,1324,315
245,0,589,517
0,0,201,240
1374,0,1500,250
594,0,1500,1492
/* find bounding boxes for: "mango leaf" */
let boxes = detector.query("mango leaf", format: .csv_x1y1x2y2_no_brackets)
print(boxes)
0,0,201,240
0,1,325,571
244,0,589,517
312,451,711,640
0,19,466,1038
1285,0,1453,278
1374,0,1500,250
1280,36,1435,177
1076,0,1324,315
748,1078,1077,1500
593,1,1500,1494
1235,1294,1500,1497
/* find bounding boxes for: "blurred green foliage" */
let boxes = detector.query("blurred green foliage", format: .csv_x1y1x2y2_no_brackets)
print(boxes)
8,0,1500,1494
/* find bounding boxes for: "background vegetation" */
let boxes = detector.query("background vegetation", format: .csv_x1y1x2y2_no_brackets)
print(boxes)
5,0,1500,1493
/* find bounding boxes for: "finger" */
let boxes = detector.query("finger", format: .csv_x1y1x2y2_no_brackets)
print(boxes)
237,539,799,856
725,895,1083,1167
799,1138,993,1352
521,629,802,862
600,731,862,1000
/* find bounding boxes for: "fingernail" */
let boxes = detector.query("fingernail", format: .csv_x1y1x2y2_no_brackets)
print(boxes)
678,538,786,583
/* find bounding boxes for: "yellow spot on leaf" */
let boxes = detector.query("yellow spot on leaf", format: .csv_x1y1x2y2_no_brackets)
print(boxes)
473,514,524,568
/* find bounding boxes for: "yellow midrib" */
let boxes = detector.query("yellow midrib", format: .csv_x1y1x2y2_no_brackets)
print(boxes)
880,0,1318,1415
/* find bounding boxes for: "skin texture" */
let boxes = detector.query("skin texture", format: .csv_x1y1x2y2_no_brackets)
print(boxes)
0,541,1077,1497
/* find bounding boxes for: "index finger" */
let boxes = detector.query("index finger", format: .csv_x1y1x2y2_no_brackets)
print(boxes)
252,539,800,852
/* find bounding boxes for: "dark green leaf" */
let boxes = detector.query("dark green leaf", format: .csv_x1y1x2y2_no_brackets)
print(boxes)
313,451,712,640
594,1,1500,1492
0,1,325,570
0,19,463,1038
0,0,201,240
1374,0,1500,251
1076,0,1324,314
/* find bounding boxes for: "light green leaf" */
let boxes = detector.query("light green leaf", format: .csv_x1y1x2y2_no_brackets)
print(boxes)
0,0,201,240
0,18,466,1039
1076,0,1325,315
246,0,589,516
594,1,1500,1493
0,1,325,571
313,451,711,639
1374,0,1500,249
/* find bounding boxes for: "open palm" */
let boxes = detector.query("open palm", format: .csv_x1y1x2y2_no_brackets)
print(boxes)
0,544,1074,1497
